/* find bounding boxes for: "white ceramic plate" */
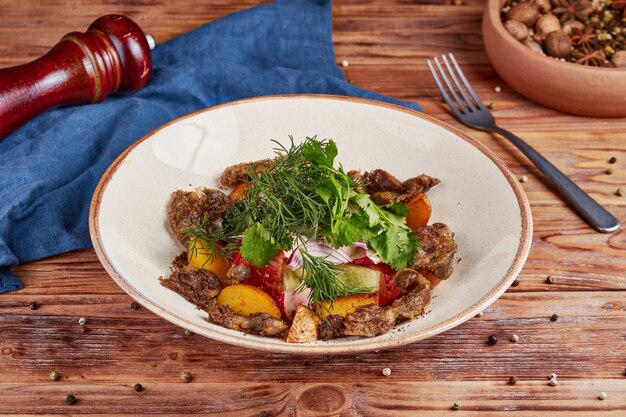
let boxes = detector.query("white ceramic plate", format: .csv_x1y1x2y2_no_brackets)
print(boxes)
90,95,532,354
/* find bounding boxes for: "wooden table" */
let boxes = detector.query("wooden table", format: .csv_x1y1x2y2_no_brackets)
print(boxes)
1,1,625,415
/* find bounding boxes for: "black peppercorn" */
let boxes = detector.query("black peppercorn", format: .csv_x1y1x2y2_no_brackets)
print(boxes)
511,279,520,287
181,371,192,383
488,335,498,345
133,383,143,392
545,276,555,284
29,301,39,310
609,157,617,164
130,301,139,310
551,314,559,321
508,376,518,385
66,394,77,405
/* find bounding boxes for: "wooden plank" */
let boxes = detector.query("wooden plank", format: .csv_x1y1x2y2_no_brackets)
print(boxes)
0,380,624,415
0,0,261,66
1,292,625,383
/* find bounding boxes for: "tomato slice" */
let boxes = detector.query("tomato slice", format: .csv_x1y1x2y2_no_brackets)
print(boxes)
372,263,402,307
231,250,284,302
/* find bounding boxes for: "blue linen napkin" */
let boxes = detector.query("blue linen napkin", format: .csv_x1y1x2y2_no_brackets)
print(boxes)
0,0,421,293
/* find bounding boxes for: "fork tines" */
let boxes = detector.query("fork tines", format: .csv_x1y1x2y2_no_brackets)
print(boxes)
427,53,486,116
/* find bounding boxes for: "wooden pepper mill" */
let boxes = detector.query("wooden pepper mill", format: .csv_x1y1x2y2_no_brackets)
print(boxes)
0,15,154,141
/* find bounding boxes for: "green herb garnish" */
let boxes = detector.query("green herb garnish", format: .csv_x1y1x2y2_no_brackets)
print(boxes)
184,136,421,309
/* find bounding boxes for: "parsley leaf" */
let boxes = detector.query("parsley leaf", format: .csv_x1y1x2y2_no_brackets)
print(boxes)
301,137,338,168
323,212,373,248
352,193,382,227
386,202,411,216
370,227,421,270
347,193,420,269
240,222,278,267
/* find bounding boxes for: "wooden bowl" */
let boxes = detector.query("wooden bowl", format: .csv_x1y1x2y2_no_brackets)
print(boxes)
482,0,626,117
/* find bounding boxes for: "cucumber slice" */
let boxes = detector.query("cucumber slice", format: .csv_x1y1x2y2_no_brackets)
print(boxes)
283,268,303,292
283,264,381,294
335,265,380,294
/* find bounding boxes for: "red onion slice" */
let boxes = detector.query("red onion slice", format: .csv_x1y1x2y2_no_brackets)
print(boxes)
286,239,352,270
279,287,312,321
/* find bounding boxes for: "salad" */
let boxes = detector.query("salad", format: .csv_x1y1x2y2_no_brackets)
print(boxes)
160,137,458,342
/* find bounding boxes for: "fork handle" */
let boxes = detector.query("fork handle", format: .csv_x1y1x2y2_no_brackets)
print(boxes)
493,126,620,233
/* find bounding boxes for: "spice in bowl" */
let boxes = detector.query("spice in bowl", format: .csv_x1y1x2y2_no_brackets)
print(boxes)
501,0,626,67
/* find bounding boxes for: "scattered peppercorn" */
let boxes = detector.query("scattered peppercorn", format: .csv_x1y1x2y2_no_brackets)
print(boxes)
50,371,60,381
66,394,77,405
615,188,624,197
520,175,528,183
488,335,498,345
510,334,520,343
606,168,614,175
133,383,143,392
130,301,139,310
488,102,496,110
609,157,617,164
184,330,192,337
508,376,518,385
78,317,86,326
452,401,461,410
549,373,557,380
551,314,559,321
494,86,502,93
546,276,555,284
598,391,607,400
29,301,39,310
382,367,392,376
511,279,520,287
181,371,192,383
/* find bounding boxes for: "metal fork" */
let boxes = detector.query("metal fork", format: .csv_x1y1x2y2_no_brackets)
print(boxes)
427,53,619,233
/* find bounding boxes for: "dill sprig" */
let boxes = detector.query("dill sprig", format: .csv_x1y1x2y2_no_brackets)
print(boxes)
184,217,233,267
297,249,366,312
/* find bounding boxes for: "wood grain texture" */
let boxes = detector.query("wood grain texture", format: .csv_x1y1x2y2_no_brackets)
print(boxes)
1,292,625,383
1,380,626,415
1,0,625,415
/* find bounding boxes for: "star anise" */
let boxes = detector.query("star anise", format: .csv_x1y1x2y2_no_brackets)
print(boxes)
570,25,597,48
552,0,594,22
571,47,606,65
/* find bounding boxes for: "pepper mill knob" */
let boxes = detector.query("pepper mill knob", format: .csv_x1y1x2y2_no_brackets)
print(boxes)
0,15,154,141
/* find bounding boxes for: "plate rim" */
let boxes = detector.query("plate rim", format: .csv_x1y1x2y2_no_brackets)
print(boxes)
89,94,533,354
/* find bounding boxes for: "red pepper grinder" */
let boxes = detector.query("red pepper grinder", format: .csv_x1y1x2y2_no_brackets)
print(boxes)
0,15,155,141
